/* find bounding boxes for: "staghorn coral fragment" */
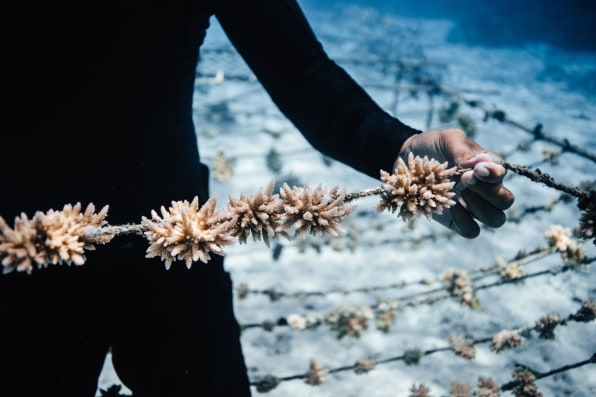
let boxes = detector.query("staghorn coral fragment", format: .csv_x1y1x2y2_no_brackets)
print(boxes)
490,329,524,353
449,333,476,360
375,305,397,333
378,153,457,221
544,224,586,261
212,149,236,181
325,305,373,339
496,257,526,281
442,269,480,309
305,359,328,386
354,358,375,374
511,367,543,397
534,313,560,339
224,181,284,247
450,382,472,397
409,384,432,397
236,282,250,300
0,203,110,274
142,196,234,269
286,313,308,330
571,299,596,322
38,203,110,266
0,213,46,274
277,183,355,237
545,225,572,251
477,377,500,397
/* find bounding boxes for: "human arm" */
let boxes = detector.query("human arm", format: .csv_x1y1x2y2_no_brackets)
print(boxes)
214,0,421,179
215,0,514,237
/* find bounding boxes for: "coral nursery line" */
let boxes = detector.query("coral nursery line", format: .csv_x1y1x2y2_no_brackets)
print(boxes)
0,154,456,274
235,240,576,302
246,300,596,394
1,154,595,274
239,253,594,335
250,352,596,396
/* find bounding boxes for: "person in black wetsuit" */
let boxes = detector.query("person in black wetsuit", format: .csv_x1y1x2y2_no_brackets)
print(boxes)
0,1,514,396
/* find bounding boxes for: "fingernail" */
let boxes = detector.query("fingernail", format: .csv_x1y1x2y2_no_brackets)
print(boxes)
475,163,490,177
461,170,477,185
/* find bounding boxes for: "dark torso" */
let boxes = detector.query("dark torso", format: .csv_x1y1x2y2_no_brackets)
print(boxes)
3,1,214,223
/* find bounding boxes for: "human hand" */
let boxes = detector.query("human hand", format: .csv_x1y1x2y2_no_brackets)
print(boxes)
398,128,514,238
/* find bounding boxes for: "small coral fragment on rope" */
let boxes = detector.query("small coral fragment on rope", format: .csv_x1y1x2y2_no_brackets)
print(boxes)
277,183,355,237
224,181,283,246
449,333,476,360
0,203,110,274
378,153,457,221
451,382,473,397
325,304,374,339
409,384,432,397
142,197,234,269
534,313,560,339
490,329,524,353
477,377,500,397
354,358,375,374
511,367,543,397
305,359,328,386
544,224,586,262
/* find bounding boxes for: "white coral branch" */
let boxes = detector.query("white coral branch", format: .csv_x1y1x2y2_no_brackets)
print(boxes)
224,181,284,247
305,359,328,386
544,224,586,261
0,203,109,274
378,152,457,221
278,183,356,237
142,196,234,269
490,329,524,353
0,213,45,274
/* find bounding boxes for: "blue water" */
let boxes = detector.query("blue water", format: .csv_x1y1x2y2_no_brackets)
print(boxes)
304,0,596,52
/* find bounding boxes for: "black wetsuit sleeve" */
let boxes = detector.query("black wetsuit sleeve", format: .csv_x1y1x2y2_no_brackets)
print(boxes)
215,0,422,179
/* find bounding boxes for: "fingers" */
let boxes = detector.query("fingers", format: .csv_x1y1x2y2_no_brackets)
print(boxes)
461,159,506,184
436,192,509,238
460,169,515,211
441,156,514,237
459,189,507,228
461,178,515,212
400,128,516,238
433,202,480,239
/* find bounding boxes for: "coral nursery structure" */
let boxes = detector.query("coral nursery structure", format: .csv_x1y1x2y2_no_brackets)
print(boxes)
4,5,596,397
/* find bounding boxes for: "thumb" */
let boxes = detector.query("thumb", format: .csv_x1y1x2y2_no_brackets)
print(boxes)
458,152,502,168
